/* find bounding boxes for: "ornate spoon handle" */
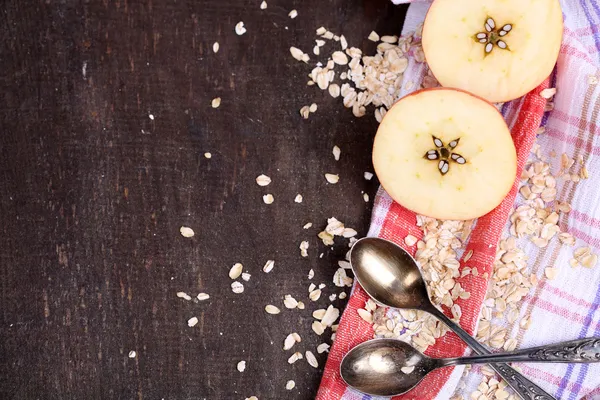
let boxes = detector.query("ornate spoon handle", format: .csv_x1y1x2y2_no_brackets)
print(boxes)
431,307,556,400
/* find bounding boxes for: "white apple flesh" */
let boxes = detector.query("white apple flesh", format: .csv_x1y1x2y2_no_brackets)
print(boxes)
422,0,563,103
373,88,517,220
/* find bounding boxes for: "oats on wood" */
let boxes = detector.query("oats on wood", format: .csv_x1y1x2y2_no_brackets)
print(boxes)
237,360,246,372
325,173,339,184
229,263,243,279
305,351,318,368
197,293,210,301
288,9,297,19
263,194,274,204
235,21,246,35
317,343,330,353
287,352,302,364
368,31,380,42
212,42,219,53
332,146,342,161
265,305,280,314
284,295,298,309
286,380,295,390
187,317,198,327
177,292,192,301
256,174,271,186
179,226,195,237
300,241,309,257
231,281,244,294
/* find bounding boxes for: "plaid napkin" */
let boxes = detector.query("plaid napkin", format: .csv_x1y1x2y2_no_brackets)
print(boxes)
317,1,600,399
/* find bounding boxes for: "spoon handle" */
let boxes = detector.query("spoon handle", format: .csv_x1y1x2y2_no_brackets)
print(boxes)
444,338,600,366
431,307,556,400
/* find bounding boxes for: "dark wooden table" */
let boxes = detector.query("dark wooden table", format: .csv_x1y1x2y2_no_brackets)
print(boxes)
0,1,407,398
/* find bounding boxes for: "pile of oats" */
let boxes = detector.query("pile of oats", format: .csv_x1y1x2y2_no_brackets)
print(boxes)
292,26,431,122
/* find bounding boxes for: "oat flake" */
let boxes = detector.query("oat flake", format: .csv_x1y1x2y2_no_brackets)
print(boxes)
179,226,195,238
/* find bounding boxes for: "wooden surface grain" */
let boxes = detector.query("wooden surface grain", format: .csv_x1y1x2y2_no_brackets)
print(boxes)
0,1,407,398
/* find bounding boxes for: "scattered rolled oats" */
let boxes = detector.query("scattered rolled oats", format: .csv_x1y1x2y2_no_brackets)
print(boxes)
241,272,251,281
211,97,221,108
300,241,309,257
197,293,210,301
177,291,192,301
287,352,303,364
237,360,246,372
187,317,199,327
332,51,349,65
286,380,295,390
260,0,267,9
263,259,275,273
339,292,347,299
263,194,274,204
305,351,318,368
212,42,219,53
317,343,330,353
288,9,297,19
303,222,312,229
325,173,339,184
179,226,195,238
312,321,325,335
204,152,212,159
368,31,380,42
235,21,246,35
333,268,353,287
295,194,303,203
256,174,271,186
329,83,341,98
265,305,281,314
308,269,314,279
309,103,318,113
309,289,322,301
229,263,243,280
283,333,297,350
363,193,369,202
332,145,341,161
284,295,299,309
231,281,244,294
321,305,340,327
297,301,305,310
290,46,305,61
128,350,136,358
299,105,311,119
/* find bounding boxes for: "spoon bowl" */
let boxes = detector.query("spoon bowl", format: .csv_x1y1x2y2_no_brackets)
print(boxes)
348,237,557,400
341,337,600,397
349,237,432,312
340,339,433,396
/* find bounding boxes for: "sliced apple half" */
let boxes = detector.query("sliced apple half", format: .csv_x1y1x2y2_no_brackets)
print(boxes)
373,88,516,220
422,0,563,103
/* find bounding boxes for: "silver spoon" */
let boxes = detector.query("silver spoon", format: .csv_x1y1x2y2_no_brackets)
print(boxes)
349,237,556,400
341,338,600,397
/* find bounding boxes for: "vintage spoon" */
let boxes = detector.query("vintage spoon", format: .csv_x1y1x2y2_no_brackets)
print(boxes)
341,338,600,397
349,237,556,400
